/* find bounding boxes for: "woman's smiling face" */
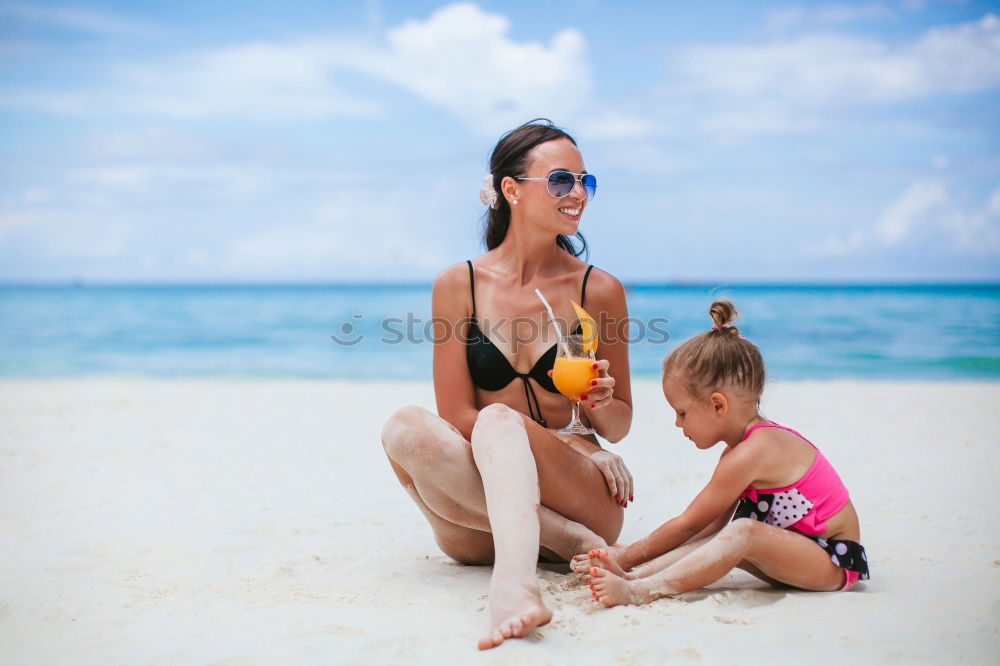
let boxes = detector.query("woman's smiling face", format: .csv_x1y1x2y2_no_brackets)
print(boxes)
513,138,588,236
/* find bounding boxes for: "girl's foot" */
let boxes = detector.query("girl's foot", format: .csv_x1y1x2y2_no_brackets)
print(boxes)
587,566,651,607
571,546,629,577
478,578,553,650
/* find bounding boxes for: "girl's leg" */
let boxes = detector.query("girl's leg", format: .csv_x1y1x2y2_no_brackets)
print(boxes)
624,536,713,579
574,537,713,578
589,519,845,607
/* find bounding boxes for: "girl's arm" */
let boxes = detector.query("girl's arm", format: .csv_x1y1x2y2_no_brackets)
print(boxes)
684,500,738,543
617,446,759,571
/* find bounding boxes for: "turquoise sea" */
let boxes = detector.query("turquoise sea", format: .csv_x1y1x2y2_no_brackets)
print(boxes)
1,284,997,380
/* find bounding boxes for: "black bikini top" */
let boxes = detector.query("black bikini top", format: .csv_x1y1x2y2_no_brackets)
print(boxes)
465,259,593,426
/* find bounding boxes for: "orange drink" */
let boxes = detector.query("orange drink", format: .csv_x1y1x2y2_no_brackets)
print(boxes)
553,357,598,402
553,331,598,436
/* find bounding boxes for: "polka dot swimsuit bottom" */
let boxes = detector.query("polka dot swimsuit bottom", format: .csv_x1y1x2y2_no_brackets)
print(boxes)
733,494,870,589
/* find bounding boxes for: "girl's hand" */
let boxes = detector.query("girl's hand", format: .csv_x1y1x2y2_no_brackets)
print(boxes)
590,449,633,508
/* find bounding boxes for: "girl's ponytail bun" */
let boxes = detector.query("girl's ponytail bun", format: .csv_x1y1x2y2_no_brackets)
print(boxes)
709,300,740,336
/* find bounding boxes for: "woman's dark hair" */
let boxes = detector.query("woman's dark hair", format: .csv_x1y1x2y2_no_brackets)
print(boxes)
483,118,588,258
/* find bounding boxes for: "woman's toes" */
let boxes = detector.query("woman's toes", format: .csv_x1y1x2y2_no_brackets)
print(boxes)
477,632,501,650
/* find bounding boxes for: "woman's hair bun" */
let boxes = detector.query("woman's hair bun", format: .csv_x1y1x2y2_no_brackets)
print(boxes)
709,300,739,334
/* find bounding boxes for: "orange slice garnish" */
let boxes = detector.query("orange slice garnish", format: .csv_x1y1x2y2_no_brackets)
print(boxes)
570,300,598,355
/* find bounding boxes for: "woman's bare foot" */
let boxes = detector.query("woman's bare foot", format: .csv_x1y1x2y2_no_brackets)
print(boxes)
587,566,651,607
541,512,607,563
478,577,553,650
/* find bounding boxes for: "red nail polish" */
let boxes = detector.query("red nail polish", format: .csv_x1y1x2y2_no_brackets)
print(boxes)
580,394,588,400
590,379,597,386
590,403,596,409
591,567,598,575
630,496,633,502
591,363,598,369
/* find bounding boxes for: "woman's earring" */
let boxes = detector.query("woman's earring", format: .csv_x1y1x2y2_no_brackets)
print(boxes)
512,199,518,205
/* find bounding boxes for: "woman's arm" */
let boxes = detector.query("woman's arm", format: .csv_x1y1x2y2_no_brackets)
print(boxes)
431,263,480,441
580,269,632,443
617,445,759,570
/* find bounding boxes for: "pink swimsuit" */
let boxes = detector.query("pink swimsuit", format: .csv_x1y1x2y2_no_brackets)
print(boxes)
737,423,850,536
733,423,867,591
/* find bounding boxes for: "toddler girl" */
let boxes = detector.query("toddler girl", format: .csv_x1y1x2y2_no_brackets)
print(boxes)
574,300,869,606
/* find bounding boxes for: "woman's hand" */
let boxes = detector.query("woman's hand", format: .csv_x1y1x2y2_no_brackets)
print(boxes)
590,449,633,508
582,359,615,410
546,358,614,410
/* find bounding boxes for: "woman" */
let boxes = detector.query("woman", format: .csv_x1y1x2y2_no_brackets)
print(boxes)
380,119,634,650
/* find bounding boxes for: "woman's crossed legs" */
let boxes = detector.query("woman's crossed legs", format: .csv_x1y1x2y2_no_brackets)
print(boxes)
381,404,623,649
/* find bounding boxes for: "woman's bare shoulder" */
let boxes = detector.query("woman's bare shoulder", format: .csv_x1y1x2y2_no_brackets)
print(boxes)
585,266,624,292
432,262,474,317
434,261,471,288
583,266,627,309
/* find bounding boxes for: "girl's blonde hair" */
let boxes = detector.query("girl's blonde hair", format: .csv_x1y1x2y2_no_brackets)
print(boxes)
661,300,766,402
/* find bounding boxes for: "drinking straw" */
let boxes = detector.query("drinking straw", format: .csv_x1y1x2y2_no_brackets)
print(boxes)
534,288,567,354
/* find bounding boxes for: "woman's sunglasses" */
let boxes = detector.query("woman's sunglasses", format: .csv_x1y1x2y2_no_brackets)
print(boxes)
515,171,597,201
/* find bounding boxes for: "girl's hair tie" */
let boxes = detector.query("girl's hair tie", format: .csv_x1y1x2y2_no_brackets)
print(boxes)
479,174,498,209
712,323,747,340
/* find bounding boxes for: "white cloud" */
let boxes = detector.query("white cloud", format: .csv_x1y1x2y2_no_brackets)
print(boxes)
79,127,220,160
941,185,1000,253
66,163,269,205
221,193,452,280
0,89,88,114
0,4,161,37
677,13,1000,136
808,179,1000,256
109,39,383,119
808,227,869,255
22,188,55,204
364,3,592,131
595,142,684,173
573,110,652,140
765,3,897,31
874,179,947,244
0,204,133,258
0,2,643,134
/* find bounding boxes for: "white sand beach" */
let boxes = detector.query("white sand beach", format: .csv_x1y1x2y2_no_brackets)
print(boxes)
1,378,997,665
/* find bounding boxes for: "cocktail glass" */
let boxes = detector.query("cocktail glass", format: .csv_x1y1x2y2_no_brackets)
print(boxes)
552,334,598,435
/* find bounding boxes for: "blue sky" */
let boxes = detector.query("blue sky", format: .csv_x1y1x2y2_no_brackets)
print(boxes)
1,0,998,283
